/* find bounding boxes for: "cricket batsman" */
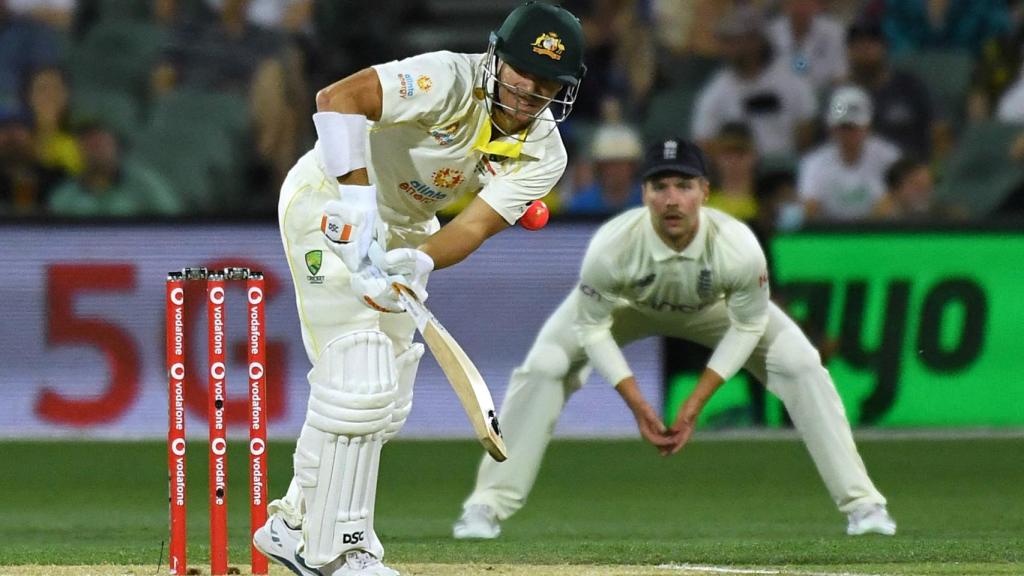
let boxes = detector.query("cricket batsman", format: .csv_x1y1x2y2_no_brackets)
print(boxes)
252,3,586,575
454,137,896,540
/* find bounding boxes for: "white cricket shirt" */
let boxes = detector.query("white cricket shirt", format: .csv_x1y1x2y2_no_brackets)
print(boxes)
575,207,771,385
318,50,567,232
797,135,901,220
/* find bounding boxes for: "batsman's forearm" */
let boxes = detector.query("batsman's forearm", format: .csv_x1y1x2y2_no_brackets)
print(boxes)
418,223,489,270
614,377,649,415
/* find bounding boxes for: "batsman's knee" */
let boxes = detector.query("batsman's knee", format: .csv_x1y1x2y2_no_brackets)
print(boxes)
384,343,424,442
306,330,398,436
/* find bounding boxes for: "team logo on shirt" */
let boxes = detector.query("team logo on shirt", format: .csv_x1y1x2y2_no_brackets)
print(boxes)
697,268,714,301
432,168,465,189
429,122,459,146
416,75,432,92
531,32,566,60
759,269,769,289
304,250,324,284
397,73,416,98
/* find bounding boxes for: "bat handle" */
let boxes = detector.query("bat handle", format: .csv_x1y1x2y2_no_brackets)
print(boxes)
367,241,388,270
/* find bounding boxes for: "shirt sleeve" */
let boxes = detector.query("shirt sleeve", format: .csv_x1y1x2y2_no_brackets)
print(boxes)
373,51,468,128
477,137,567,225
573,232,633,386
706,231,771,380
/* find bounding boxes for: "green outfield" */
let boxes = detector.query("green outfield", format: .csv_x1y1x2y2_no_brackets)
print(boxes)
1,437,1022,575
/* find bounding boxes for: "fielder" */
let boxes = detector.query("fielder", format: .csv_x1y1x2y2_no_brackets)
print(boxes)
454,137,896,540
252,3,587,575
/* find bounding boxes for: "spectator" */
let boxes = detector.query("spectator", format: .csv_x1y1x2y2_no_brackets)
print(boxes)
0,0,63,114
881,0,1011,57
871,158,964,221
767,0,848,92
996,62,1024,122
6,0,75,30
0,105,62,215
565,122,643,215
707,121,759,222
692,5,818,158
798,85,901,221
154,0,305,195
204,0,311,33
846,19,941,161
48,121,181,217
26,65,81,176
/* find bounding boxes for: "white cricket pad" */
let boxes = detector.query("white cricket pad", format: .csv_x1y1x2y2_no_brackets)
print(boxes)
296,330,397,566
384,343,424,442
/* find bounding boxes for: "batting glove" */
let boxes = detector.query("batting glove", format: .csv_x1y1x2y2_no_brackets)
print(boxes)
349,264,405,314
321,185,383,273
381,248,433,302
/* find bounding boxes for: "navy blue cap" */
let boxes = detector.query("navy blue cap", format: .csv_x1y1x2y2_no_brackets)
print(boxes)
641,137,708,181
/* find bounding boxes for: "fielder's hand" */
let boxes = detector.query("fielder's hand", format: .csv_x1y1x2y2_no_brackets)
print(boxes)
381,248,433,302
349,264,405,313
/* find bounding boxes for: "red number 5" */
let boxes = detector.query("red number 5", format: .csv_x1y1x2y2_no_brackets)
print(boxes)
36,264,140,425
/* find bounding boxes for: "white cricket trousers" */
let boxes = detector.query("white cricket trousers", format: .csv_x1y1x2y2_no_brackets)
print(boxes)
270,149,437,550
464,289,887,519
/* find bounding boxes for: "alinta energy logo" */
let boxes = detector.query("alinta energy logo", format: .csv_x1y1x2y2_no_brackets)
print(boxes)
416,75,432,92
531,32,565,60
305,250,324,284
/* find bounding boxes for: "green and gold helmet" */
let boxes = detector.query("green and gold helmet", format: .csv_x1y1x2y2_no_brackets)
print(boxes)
481,1,587,133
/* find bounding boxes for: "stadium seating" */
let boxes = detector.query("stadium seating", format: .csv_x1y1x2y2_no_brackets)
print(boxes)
935,120,1024,218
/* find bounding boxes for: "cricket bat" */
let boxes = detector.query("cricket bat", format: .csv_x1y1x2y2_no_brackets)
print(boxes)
368,244,508,461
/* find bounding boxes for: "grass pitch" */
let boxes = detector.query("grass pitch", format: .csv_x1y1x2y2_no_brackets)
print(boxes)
0,437,1021,575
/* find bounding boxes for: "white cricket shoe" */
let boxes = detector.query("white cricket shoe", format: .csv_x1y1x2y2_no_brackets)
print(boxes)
253,514,316,576
252,512,315,569
452,504,501,539
322,550,400,576
846,504,897,536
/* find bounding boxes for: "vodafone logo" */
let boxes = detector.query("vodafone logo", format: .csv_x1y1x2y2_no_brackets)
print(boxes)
210,362,226,379
211,437,227,456
170,438,186,456
248,362,264,380
170,287,184,305
170,363,185,380
210,286,225,305
248,287,263,305
250,437,266,456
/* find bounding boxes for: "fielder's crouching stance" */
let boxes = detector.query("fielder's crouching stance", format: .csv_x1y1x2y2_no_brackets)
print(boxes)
254,2,587,575
455,138,896,540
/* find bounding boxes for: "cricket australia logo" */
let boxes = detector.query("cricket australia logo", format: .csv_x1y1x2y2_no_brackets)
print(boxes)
305,250,324,284
532,32,566,60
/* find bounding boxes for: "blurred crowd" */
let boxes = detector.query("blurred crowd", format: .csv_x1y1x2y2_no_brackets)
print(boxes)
2,0,1024,229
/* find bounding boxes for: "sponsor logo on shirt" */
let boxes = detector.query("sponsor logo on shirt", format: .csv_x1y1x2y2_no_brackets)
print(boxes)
398,73,416,98
759,269,769,289
531,32,566,61
638,298,710,313
304,250,324,284
429,122,459,146
416,75,432,92
432,168,464,189
399,180,448,204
